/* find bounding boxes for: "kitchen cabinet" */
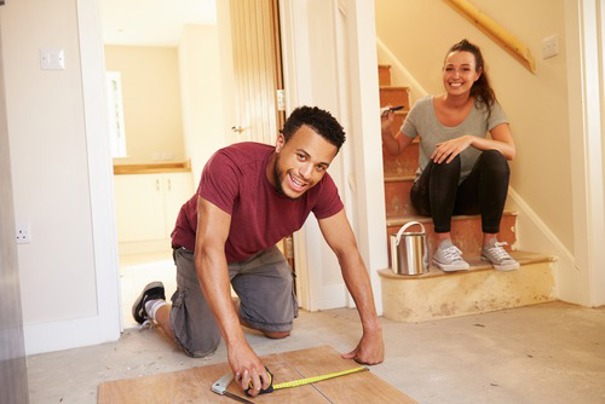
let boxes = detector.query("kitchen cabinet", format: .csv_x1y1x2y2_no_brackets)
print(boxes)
113,172,194,244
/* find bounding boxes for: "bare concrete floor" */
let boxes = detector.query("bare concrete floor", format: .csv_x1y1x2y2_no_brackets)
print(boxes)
27,301,604,403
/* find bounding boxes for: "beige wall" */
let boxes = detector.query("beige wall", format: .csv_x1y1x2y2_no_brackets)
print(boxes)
105,46,186,164
375,0,573,254
178,24,227,182
1,0,98,324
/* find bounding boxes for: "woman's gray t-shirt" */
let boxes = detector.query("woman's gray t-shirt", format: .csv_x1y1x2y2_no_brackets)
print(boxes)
401,95,508,182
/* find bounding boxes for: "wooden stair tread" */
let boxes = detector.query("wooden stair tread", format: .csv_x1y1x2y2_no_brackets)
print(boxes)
379,250,556,280
384,175,415,183
386,211,518,227
379,85,410,90
381,110,410,116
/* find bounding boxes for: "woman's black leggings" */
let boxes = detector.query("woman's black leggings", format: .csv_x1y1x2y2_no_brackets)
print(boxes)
410,150,510,234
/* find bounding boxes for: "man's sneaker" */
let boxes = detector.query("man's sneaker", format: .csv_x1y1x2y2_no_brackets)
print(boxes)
432,240,470,272
481,240,520,271
132,281,166,324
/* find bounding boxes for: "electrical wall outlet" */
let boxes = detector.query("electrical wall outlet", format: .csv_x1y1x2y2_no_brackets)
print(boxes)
16,224,32,244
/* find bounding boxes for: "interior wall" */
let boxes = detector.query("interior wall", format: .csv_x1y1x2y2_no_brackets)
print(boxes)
0,20,29,403
178,24,227,182
1,0,98,327
105,45,186,164
0,0,122,354
375,0,573,254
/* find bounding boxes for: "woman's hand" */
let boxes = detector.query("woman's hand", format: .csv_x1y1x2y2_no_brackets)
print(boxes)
431,135,473,164
381,108,395,131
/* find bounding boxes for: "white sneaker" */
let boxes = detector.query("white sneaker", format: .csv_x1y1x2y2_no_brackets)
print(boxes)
432,240,470,272
481,240,520,271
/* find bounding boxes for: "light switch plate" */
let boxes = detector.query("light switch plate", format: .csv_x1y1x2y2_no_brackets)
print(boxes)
542,35,559,59
40,48,65,70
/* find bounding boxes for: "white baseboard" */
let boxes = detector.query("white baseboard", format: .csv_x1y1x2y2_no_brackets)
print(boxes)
508,188,580,303
24,315,120,356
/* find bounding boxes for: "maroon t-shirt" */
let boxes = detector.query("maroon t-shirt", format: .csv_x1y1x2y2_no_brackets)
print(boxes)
171,142,344,262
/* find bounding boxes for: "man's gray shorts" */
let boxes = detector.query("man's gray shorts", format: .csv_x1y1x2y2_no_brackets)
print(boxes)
170,246,299,358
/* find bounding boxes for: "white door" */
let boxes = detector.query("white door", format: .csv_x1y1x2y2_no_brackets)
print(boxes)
229,0,285,145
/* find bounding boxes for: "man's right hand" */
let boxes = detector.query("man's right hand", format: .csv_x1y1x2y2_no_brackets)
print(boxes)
228,342,271,397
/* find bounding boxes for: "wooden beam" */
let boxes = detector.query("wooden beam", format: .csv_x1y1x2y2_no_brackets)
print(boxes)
443,0,536,74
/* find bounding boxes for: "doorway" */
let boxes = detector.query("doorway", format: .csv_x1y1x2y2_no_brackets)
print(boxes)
98,0,289,328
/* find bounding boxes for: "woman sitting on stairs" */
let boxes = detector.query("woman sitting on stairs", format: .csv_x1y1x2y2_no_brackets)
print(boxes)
381,38,519,273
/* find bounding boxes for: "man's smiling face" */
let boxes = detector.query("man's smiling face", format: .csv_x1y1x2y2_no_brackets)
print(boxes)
271,124,338,199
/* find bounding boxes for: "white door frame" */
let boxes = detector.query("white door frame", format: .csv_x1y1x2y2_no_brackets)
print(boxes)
278,0,387,313
76,0,122,336
566,0,605,306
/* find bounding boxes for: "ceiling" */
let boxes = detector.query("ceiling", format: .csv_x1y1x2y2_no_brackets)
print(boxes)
99,0,217,46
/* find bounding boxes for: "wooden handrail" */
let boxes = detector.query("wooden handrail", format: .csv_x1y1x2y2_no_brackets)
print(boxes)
443,0,536,74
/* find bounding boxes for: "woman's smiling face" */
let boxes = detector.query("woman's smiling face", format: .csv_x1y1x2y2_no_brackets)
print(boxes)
442,50,482,96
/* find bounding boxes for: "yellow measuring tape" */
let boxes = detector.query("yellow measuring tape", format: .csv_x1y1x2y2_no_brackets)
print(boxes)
272,366,369,391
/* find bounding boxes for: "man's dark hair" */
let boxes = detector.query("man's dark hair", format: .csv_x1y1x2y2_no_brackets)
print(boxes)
281,106,346,151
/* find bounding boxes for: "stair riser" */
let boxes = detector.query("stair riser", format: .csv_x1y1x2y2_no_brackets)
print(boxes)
384,181,416,217
378,65,391,86
380,261,555,322
387,214,517,267
382,142,418,178
380,88,411,110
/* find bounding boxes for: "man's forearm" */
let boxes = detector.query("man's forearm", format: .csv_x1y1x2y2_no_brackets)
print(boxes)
195,249,246,347
338,251,381,331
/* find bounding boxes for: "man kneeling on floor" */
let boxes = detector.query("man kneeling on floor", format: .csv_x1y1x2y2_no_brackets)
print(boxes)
132,106,384,397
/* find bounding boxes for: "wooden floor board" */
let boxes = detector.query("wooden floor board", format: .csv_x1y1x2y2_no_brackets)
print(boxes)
98,345,415,403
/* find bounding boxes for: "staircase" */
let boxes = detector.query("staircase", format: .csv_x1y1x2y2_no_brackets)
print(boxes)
377,64,556,322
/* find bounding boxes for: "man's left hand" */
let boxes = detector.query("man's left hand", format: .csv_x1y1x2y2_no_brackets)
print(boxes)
341,328,384,365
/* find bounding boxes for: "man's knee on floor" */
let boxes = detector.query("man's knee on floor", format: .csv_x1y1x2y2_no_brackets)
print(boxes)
178,337,221,358
262,330,291,339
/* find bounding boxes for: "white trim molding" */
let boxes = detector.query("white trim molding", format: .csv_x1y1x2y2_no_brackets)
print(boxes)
565,0,605,307
508,188,579,302
376,37,428,102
